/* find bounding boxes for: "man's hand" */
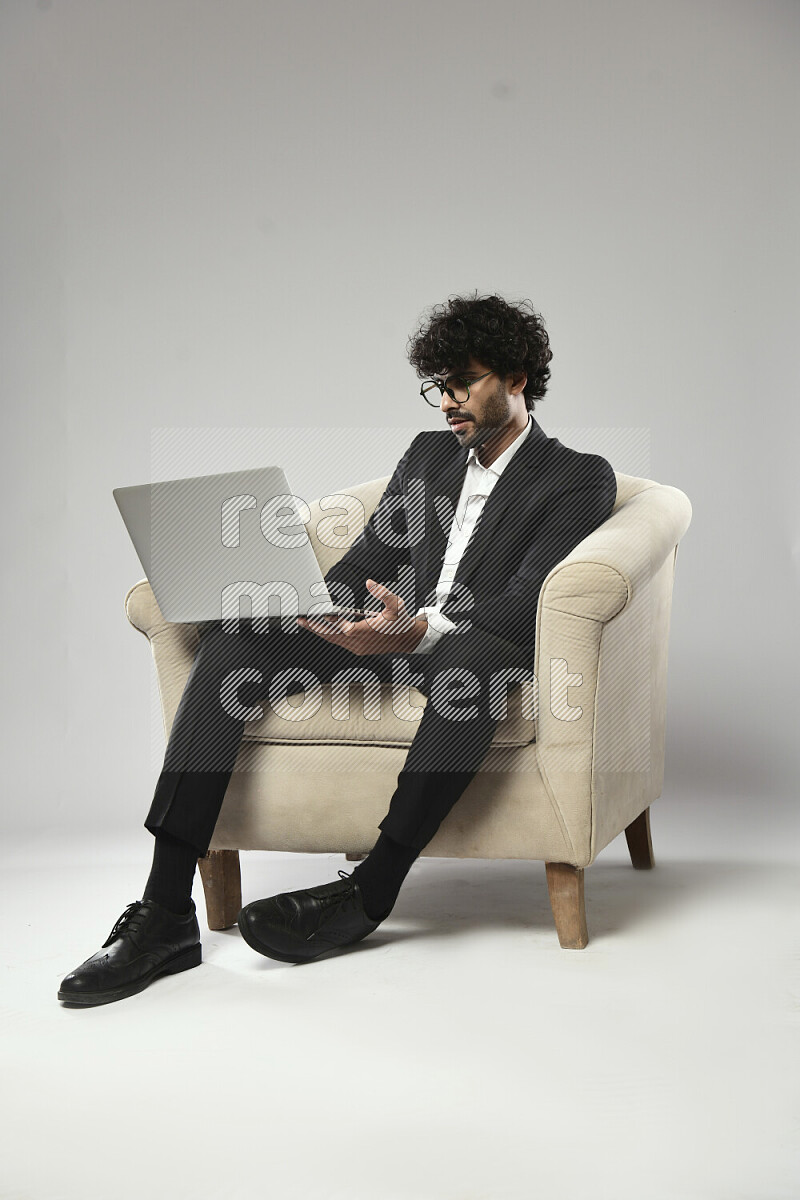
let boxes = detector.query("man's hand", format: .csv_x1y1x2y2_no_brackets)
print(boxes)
297,579,428,656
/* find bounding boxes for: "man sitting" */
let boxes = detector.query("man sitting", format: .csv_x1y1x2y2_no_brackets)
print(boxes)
59,291,616,1005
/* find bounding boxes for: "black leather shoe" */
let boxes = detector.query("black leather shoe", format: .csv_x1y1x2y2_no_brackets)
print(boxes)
238,870,382,964
58,899,202,1006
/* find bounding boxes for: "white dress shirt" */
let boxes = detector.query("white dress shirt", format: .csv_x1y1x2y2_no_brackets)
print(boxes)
411,411,534,653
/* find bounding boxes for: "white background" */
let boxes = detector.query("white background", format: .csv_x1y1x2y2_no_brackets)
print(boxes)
2,0,798,839
1,5,798,1200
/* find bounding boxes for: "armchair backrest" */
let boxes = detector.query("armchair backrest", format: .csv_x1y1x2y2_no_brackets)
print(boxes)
305,471,661,578
305,476,396,578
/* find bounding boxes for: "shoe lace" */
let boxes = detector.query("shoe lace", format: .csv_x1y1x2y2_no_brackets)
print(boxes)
102,901,148,948
305,870,358,940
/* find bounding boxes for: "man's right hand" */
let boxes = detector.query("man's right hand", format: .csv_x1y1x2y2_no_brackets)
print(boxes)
298,579,428,656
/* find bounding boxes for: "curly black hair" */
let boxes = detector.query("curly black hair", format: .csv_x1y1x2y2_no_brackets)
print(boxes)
406,291,553,411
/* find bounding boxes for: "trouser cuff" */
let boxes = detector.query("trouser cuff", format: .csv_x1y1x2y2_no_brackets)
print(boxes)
145,770,231,858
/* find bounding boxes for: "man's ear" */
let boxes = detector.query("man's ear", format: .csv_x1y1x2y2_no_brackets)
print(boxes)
511,372,527,396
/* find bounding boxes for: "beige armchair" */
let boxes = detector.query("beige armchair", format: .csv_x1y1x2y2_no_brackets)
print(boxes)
125,471,692,949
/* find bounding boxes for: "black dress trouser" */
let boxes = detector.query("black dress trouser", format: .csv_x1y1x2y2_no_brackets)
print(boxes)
144,618,532,857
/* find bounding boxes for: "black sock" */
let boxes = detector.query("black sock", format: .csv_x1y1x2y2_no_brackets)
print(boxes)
142,832,198,916
350,832,419,922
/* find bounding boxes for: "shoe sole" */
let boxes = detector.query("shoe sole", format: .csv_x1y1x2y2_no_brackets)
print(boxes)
236,911,376,964
57,943,202,1007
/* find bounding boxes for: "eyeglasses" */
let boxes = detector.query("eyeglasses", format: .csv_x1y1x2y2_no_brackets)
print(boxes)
420,370,495,408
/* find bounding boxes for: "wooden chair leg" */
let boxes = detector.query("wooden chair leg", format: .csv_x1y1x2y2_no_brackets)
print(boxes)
545,862,589,949
345,852,367,862
625,807,655,869
197,849,242,930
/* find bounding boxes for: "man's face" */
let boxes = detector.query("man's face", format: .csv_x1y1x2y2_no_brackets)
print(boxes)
436,357,525,452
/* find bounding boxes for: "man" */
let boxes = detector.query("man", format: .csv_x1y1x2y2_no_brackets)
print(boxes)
59,292,617,1005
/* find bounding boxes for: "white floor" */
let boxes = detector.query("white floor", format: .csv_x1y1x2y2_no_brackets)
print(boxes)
2,804,798,1200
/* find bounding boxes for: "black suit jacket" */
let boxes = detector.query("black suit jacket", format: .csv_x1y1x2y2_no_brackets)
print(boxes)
324,416,617,653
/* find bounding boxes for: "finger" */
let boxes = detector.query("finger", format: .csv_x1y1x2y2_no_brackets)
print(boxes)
366,578,394,599
366,578,398,614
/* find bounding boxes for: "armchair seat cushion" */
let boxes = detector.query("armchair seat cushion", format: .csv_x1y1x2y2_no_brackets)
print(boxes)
239,680,537,749
125,582,537,750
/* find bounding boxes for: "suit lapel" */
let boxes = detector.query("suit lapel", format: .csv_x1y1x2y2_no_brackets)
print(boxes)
442,417,549,599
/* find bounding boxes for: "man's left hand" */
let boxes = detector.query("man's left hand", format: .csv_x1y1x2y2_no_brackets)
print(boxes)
297,579,428,656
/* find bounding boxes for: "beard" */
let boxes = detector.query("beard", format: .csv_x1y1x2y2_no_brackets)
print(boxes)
453,380,514,450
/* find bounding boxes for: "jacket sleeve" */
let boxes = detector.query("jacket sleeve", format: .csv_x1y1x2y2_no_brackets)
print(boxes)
323,434,420,611
443,455,617,650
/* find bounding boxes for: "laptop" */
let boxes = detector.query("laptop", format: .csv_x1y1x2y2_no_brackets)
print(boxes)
113,467,372,624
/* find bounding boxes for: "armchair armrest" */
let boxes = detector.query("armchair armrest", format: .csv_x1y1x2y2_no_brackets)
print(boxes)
125,579,200,739
532,482,692,865
537,482,693,625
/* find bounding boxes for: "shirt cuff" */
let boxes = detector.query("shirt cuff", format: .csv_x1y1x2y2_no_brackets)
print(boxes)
411,606,457,654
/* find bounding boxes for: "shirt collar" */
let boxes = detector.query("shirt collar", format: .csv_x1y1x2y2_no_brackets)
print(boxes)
466,411,533,476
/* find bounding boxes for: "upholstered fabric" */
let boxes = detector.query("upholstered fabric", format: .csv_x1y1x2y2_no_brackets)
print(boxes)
126,470,691,868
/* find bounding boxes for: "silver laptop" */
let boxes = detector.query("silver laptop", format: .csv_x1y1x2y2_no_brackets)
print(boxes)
113,467,370,624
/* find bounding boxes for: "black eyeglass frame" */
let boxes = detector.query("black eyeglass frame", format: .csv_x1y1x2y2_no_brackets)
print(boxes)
419,369,495,407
